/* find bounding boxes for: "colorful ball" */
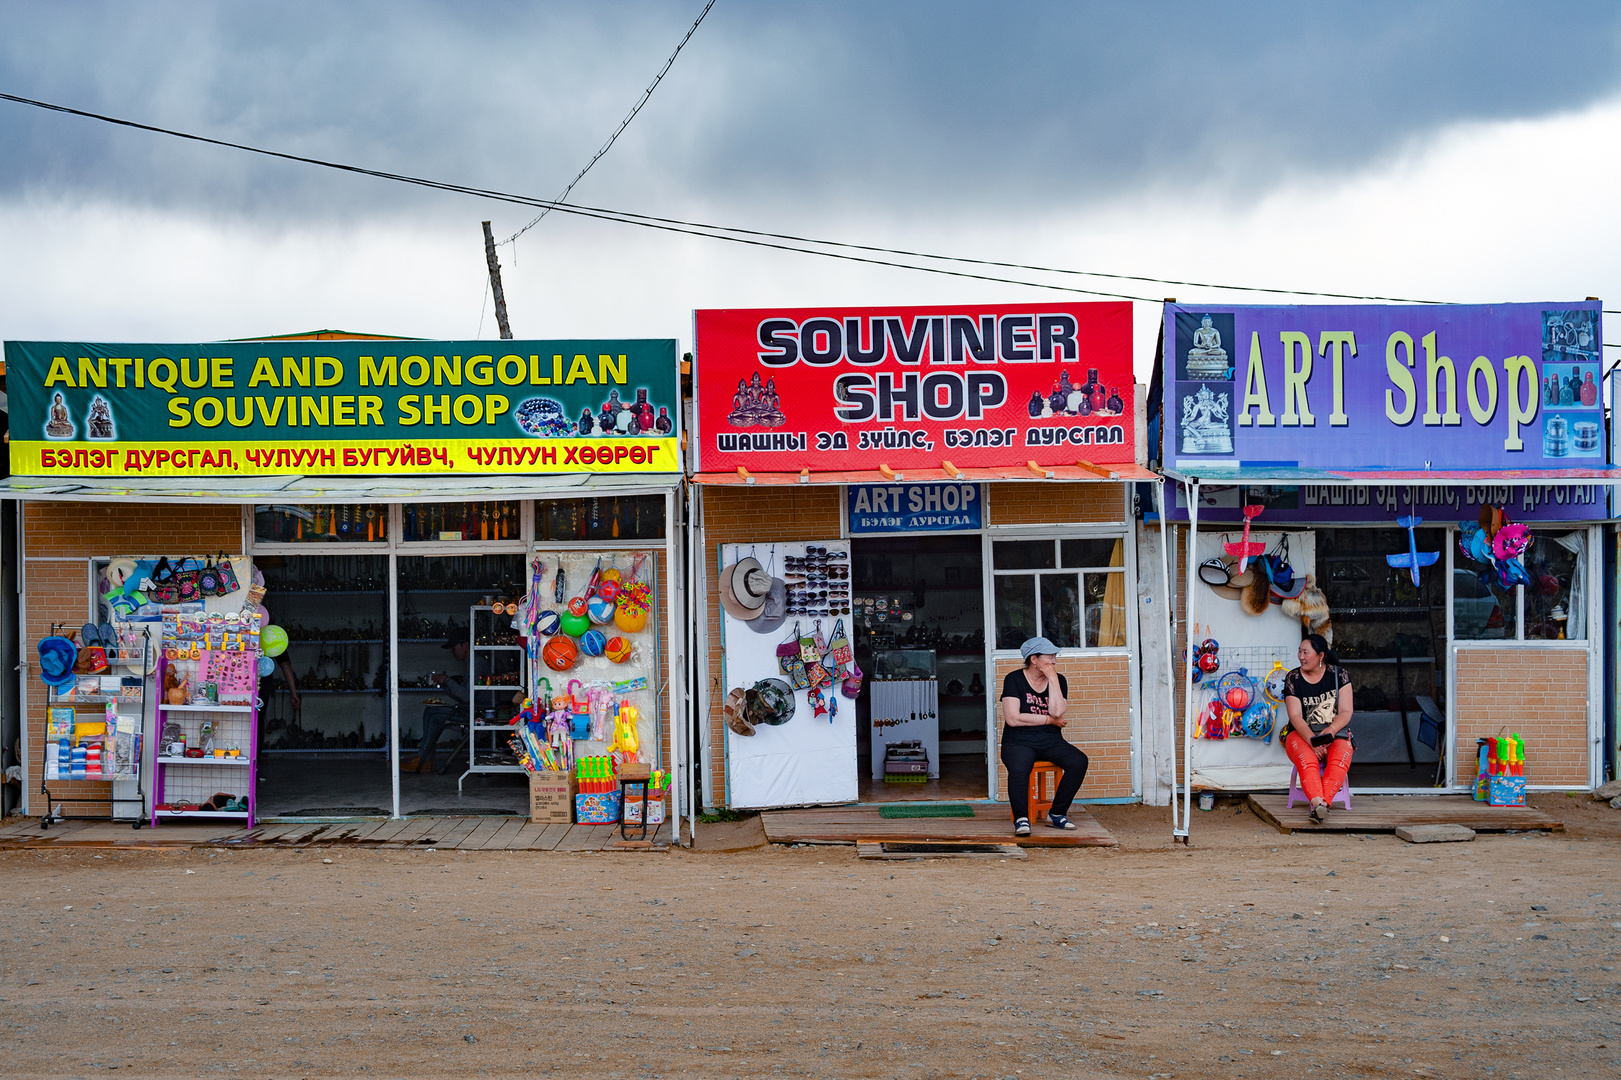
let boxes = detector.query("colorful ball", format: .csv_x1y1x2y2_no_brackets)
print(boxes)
605,636,633,663
567,596,589,617
615,601,648,634
579,629,607,657
261,625,289,657
597,579,622,603
535,609,561,636
559,609,590,637
543,636,578,671
587,595,616,624
257,655,275,677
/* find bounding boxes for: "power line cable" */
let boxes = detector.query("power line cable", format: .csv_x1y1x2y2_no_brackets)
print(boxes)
0,90,1608,309
503,0,715,247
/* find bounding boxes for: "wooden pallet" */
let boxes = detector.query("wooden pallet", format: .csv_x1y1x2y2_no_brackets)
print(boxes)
856,841,1027,860
0,817,667,851
1246,793,1563,835
761,803,1116,847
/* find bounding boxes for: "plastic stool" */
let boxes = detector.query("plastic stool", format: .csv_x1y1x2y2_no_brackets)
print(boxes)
1286,764,1352,811
1027,761,1061,820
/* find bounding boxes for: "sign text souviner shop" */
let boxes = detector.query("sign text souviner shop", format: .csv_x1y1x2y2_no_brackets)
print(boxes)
6,339,681,476
694,304,1135,471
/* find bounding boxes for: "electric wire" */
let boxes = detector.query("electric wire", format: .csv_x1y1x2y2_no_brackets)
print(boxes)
502,0,716,247
0,90,1610,309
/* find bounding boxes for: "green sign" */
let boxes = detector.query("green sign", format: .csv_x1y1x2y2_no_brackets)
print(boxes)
4,338,680,475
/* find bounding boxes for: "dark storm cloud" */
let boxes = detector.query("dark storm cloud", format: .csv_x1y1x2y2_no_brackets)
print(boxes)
1,0,1619,227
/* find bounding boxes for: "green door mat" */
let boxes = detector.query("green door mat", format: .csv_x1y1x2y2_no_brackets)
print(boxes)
879,803,976,819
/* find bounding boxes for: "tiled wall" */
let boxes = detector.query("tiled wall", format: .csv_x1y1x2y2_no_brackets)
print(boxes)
1454,648,1590,786
991,655,1134,802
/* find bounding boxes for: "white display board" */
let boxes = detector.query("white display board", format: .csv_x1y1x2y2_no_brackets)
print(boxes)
720,541,858,809
870,680,940,779
1188,530,1314,791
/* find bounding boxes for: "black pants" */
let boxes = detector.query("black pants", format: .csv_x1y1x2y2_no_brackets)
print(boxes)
1001,725,1089,820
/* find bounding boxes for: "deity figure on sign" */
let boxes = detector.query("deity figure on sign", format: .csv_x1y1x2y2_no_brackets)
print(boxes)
86,396,115,440
44,392,75,439
1180,384,1233,454
1185,314,1230,377
755,376,786,428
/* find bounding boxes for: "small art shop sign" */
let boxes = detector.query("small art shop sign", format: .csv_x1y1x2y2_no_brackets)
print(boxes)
4,339,680,476
693,303,1134,472
846,483,982,533
1166,302,1605,470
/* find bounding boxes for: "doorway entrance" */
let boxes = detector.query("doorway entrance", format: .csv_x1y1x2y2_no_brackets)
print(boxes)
851,535,988,801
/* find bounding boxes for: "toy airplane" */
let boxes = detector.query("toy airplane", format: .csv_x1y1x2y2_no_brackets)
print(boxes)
1223,504,1266,573
1386,515,1439,586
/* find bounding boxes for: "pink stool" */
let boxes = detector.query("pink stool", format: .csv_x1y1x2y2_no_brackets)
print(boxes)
1286,764,1351,811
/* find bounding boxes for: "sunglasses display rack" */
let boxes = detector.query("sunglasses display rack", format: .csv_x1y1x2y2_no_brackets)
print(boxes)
38,624,152,829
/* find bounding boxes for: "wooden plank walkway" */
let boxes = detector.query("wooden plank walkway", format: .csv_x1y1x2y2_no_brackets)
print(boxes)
0,816,668,851
1247,793,1563,835
760,803,1116,847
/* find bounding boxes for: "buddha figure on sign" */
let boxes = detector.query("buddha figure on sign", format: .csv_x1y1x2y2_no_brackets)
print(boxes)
1186,315,1229,377
45,392,75,438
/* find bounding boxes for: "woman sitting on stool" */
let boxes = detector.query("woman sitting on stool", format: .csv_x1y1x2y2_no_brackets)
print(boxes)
1000,636,1089,836
1282,633,1354,822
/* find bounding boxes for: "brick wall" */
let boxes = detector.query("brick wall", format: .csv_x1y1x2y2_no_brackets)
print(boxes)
699,486,843,806
23,501,244,816
1454,648,1589,786
991,654,1133,801
985,482,1126,526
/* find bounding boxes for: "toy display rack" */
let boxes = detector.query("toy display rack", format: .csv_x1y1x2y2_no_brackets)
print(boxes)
459,604,529,792
38,624,151,830
151,654,259,828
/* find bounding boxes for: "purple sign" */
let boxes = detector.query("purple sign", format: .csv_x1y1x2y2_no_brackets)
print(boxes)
1168,482,1608,523
1166,302,1606,470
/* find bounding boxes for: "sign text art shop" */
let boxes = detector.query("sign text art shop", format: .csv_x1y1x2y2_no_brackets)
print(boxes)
1166,302,1605,470
846,483,982,533
4,339,680,476
693,303,1135,472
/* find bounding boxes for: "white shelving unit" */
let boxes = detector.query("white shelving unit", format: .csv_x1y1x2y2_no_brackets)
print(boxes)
459,605,529,792
151,655,259,827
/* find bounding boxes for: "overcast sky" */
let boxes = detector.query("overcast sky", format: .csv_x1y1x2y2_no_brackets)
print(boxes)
3,0,1621,375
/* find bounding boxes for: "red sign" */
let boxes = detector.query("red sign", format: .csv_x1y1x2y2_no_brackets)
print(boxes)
693,302,1134,472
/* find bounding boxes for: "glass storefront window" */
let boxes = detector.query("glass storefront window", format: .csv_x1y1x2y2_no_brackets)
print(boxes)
1453,569,1513,640
401,501,523,542
993,575,1036,650
992,537,1126,651
536,495,666,541
1525,531,1586,641
255,504,387,543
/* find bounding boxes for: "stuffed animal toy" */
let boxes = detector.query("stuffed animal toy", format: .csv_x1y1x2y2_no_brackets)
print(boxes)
1281,574,1332,643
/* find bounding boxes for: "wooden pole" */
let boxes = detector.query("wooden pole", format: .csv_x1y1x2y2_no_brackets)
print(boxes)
481,221,513,340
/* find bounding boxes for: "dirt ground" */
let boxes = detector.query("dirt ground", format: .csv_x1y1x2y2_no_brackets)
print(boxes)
4,794,1620,1079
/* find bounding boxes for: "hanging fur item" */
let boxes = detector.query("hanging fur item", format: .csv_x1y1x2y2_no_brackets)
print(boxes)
1281,574,1332,643
1241,571,1271,616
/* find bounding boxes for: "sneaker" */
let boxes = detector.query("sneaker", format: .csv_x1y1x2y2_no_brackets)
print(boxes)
1310,799,1330,823
1013,817,1031,837
1046,813,1078,831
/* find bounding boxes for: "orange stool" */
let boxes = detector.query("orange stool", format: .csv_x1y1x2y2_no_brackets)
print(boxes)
1027,761,1061,820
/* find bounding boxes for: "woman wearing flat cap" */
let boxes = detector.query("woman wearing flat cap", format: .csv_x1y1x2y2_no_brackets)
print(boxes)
1000,637,1089,836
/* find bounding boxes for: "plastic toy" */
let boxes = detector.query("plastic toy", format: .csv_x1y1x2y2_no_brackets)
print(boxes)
543,635,579,671
1263,660,1287,705
605,636,633,663
1223,504,1266,573
587,595,616,624
1216,668,1254,711
559,607,590,637
1240,700,1277,743
579,629,607,657
261,625,289,657
1385,515,1439,587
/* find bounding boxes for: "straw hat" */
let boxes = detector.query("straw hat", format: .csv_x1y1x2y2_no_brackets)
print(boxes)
1200,555,1256,601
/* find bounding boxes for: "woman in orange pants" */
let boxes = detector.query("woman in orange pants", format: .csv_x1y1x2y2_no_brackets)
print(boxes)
1282,634,1354,821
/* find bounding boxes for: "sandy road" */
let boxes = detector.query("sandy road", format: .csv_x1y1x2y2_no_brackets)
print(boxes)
3,797,1619,1078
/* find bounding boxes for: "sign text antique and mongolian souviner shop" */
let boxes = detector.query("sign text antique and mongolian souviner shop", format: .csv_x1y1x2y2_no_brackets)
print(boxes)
3,336,694,834
1155,301,1617,809
689,302,1157,815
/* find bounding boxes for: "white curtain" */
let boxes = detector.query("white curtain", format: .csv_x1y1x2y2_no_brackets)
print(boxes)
1548,531,1586,640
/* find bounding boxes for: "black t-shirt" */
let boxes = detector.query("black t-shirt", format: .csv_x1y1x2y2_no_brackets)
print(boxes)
1001,669,1069,718
1283,664,1352,739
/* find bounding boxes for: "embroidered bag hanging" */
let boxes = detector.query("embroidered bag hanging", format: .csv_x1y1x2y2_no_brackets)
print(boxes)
196,557,224,597
798,626,820,664
171,558,203,604
777,622,808,689
215,553,241,596
146,557,179,604
829,619,853,667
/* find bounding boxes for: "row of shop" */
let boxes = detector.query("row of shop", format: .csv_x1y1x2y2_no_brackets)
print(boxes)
2,301,1617,839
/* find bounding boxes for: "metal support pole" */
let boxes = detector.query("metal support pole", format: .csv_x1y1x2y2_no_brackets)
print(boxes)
1176,478,1200,843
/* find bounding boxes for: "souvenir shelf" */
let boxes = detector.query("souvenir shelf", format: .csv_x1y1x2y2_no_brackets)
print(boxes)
459,604,529,792
38,626,151,830
151,655,260,827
